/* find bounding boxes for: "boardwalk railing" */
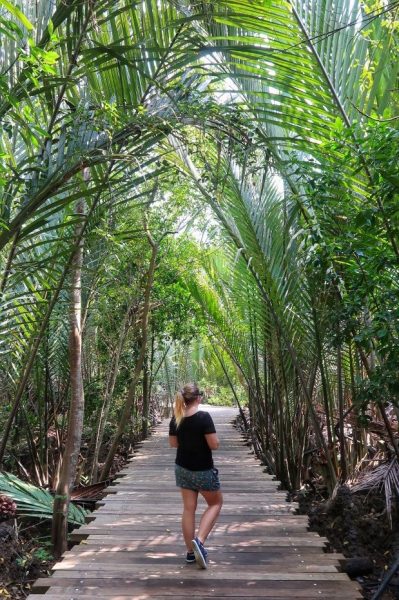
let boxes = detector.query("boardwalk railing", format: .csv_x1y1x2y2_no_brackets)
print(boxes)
29,406,361,599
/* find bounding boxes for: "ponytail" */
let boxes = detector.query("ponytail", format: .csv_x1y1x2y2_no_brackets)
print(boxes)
173,383,202,428
174,390,186,427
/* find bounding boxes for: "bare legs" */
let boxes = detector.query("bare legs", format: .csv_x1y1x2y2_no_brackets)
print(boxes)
197,489,223,544
180,488,198,551
180,488,223,550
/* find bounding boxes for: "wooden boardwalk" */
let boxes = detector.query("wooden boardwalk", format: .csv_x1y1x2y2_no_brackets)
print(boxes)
30,406,361,599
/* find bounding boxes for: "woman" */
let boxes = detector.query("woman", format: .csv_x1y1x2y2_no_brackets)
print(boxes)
169,383,223,569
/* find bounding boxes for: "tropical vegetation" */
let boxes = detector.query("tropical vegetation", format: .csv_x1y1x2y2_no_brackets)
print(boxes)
0,0,398,559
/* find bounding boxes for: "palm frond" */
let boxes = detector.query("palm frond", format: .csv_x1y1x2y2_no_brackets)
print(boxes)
350,458,399,527
0,471,88,524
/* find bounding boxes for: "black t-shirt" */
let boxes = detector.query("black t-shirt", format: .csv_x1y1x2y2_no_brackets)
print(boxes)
169,410,216,471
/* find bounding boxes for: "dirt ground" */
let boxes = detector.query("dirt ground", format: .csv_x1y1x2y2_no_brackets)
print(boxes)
0,521,54,599
294,484,399,599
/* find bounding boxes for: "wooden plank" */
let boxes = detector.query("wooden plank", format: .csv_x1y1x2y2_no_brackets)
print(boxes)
73,534,318,543
83,519,302,528
30,592,361,599
61,552,344,564
69,535,329,546
66,539,338,563
87,512,300,522
28,407,361,599
32,578,361,595
53,559,342,572
66,547,346,559
37,570,352,580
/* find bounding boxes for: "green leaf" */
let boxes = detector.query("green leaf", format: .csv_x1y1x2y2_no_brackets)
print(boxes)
0,0,34,30
0,472,88,525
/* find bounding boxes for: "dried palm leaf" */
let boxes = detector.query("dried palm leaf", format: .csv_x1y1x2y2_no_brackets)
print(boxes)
350,458,399,527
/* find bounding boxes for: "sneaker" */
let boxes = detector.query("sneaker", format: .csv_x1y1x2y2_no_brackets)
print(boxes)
192,536,208,569
186,551,196,563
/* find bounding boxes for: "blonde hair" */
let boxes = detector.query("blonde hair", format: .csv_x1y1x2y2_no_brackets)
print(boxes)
174,383,201,427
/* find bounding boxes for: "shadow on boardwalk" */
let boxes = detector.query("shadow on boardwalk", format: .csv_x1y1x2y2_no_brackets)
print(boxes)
29,406,361,599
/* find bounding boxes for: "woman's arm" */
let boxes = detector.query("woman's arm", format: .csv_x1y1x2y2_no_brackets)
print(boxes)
205,432,219,450
169,435,178,448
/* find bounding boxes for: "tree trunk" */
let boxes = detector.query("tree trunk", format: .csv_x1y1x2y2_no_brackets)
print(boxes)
142,354,150,438
337,341,347,482
89,304,133,483
52,199,85,558
0,170,107,465
100,231,158,481
164,356,173,417
312,305,334,451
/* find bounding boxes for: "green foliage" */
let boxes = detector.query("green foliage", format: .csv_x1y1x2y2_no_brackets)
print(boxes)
15,544,53,568
292,120,399,410
0,0,34,30
203,385,235,407
0,0,399,498
0,472,88,525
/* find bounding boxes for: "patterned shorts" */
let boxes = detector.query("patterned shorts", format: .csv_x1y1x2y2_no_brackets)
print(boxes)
175,464,221,492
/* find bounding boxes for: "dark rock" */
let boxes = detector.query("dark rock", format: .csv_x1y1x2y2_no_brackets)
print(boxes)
342,557,374,576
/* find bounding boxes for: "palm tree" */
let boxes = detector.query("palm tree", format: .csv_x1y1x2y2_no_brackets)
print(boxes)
0,0,398,528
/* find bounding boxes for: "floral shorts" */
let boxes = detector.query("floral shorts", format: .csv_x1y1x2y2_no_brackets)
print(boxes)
175,464,220,492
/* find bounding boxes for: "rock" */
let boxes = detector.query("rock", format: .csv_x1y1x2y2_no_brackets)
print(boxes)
342,557,374,577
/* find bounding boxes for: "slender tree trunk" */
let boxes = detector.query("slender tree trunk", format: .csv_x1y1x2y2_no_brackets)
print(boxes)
348,343,361,463
0,169,108,465
52,199,85,558
164,358,173,416
0,230,19,294
263,334,271,450
337,340,347,482
89,304,133,483
312,306,334,450
149,340,171,387
142,354,150,438
43,373,49,484
43,336,50,485
147,335,155,411
21,406,45,486
270,358,288,486
100,233,158,481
